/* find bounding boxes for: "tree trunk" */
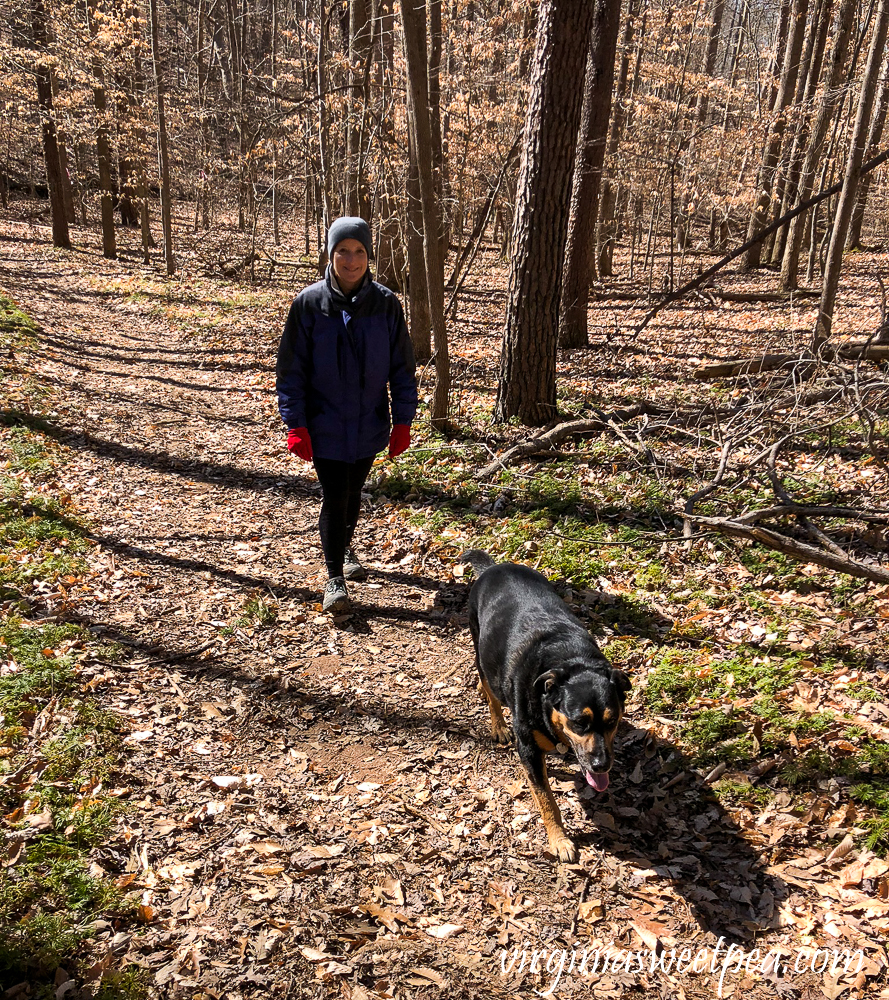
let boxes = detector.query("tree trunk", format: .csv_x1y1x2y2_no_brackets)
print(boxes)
768,0,833,265
744,0,807,269
316,0,332,231
31,0,70,249
400,0,450,426
846,46,889,250
87,0,116,259
428,0,446,260
558,0,621,349
494,0,595,426
148,0,175,274
814,0,889,345
695,0,727,126
597,0,640,277
346,0,372,218
780,0,858,290
406,148,432,361
374,0,404,291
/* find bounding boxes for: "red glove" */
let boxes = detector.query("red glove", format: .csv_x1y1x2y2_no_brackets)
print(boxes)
388,424,411,458
287,427,313,461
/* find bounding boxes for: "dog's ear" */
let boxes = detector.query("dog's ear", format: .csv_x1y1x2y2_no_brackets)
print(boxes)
611,669,632,694
535,670,559,693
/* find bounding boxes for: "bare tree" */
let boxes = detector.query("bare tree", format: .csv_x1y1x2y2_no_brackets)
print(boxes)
87,0,116,259
558,1,621,349
400,0,449,426
744,0,808,270
495,0,595,425
815,0,889,346
779,0,858,290
31,0,69,249
148,0,175,274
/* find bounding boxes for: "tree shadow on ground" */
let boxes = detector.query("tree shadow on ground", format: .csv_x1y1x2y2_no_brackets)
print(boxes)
69,561,787,950
2,410,309,494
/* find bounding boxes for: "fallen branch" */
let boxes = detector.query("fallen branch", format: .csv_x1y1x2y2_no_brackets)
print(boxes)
474,405,664,479
695,342,889,379
635,145,889,334
685,514,889,583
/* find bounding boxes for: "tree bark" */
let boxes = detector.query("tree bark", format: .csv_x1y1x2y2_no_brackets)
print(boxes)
814,0,889,345
744,0,808,270
400,0,450,426
148,0,175,274
495,0,595,426
558,1,621,349
31,0,70,249
346,0,372,219
779,0,858,290
87,0,116,259
846,46,889,250
406,129,432,361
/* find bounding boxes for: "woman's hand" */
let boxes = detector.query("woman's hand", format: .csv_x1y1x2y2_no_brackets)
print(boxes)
388,424,410,458
287,427,313,461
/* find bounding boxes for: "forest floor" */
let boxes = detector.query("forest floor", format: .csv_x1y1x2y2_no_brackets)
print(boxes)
1,208,889,1000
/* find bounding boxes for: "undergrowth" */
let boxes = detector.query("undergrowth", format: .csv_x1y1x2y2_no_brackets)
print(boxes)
368,406,889,854
0,295,145,997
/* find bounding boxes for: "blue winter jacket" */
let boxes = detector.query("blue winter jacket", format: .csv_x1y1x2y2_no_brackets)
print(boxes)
276,268,418,463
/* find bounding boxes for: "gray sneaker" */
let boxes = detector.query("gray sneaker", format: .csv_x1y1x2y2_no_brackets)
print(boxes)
322,576,349,612
343,546,366,581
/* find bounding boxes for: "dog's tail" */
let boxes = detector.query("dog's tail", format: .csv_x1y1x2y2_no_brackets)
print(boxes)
459,549,496,577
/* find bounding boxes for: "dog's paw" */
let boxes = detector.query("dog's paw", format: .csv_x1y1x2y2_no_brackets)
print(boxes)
491,723,510,745
548,835,578,863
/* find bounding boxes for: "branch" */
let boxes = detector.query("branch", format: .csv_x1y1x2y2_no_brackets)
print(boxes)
635,145,889,334
474,404,666,479
685,515,889,583
694,343,889,379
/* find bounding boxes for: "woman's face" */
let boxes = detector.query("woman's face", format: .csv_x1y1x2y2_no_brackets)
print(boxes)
331,238,368,294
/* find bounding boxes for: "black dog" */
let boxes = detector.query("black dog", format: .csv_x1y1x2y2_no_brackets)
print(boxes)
461,550,631,862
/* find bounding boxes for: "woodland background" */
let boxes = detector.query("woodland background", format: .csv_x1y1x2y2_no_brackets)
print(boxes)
1,0,889,997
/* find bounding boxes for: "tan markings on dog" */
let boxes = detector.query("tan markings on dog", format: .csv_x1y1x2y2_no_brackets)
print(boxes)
551,709,621,752
602,708,616,724
480,676,509,743
533,729,556,752
550,709,571,743
524,767,569,852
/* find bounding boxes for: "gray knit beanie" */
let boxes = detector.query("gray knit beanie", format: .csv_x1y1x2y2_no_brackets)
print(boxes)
327,217,374,260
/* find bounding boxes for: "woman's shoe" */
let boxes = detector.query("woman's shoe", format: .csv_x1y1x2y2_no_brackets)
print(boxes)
343,546,366,581
323,576,349,612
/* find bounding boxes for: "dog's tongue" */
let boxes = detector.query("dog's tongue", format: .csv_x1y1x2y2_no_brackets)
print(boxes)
585,771,609,792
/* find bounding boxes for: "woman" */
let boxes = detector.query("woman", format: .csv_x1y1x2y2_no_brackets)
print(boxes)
276,217,418,612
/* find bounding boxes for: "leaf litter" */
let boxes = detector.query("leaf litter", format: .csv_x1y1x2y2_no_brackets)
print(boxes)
0,218,887,998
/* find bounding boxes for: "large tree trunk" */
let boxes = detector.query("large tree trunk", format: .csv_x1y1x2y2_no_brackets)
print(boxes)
695,0,727,126
400,0,449,426
558,0,621,349
767,0,833,265
494,0,595,426
148,0,175,274
780,0,858,290
31,0,70,249
743,0,808,270
814,0,889,346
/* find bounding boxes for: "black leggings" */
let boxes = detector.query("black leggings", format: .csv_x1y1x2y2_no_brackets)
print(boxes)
313,455,376,578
